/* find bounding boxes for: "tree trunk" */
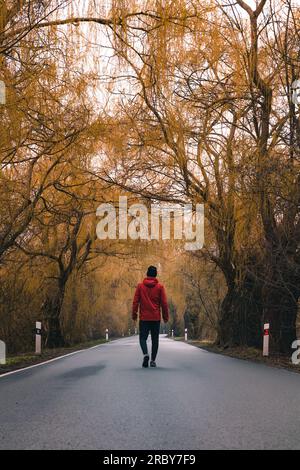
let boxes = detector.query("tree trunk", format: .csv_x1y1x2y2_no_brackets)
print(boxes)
263,283,299,354
218,273,263,348
43,282,66,348
46,315,65,348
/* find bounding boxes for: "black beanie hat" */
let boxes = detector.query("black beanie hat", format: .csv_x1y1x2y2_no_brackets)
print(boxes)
147,266,157,277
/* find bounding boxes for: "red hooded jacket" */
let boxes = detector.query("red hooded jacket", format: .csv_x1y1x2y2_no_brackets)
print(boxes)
132,277,169,322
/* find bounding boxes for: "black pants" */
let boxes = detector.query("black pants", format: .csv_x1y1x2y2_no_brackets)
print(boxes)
139,320,160,361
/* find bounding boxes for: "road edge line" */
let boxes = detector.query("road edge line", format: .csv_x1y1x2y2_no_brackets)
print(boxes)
0,343,109,379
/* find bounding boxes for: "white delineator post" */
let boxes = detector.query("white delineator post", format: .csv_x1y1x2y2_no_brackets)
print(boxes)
0,340,6,364
105,328,109,341
35,321,42,355
184,328,188,342
171,329,174,338
263,323,270,357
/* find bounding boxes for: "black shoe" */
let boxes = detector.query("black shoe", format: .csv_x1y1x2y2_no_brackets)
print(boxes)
150,361,157,367
142,355,149,368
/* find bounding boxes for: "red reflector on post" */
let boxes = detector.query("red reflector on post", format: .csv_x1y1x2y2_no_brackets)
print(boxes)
263,323,270,357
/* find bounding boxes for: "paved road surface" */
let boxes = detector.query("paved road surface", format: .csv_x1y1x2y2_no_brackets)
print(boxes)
0,336,300,450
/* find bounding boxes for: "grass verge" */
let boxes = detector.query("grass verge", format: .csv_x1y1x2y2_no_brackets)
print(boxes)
174,338,300,374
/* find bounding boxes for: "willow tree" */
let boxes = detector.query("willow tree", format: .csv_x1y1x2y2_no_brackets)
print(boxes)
228,0,300,353
1,0,189,347
85,0,300,352
0,0,105,346
83,1,265,347
13,117,101,347
0,0,207,259
2,0,299,352
0,0,90,262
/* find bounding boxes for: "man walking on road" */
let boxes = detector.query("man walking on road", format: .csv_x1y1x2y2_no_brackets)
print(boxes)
132,266,169,368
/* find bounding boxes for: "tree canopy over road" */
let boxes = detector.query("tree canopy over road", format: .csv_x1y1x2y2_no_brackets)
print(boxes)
1,0,300,354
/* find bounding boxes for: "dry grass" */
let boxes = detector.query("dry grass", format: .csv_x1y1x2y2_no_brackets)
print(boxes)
176,338,300,374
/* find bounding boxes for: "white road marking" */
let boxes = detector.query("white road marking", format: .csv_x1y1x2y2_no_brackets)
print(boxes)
0,343,110,379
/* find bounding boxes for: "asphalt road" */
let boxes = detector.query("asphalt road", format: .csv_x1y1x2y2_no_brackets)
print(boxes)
0,335,300,450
